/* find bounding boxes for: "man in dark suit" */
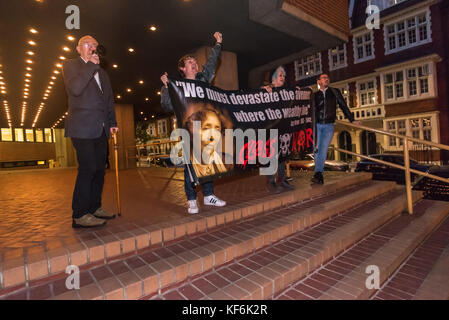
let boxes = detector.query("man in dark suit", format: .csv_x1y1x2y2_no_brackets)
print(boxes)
62,35,118,228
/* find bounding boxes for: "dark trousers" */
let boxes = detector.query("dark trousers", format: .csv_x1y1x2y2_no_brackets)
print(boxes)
71,130,108,219
184,164,214,200
267,160,287,184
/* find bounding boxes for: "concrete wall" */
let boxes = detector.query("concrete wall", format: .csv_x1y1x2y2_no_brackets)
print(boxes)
194,47,239,90
0,141,55,162
110,103,136,170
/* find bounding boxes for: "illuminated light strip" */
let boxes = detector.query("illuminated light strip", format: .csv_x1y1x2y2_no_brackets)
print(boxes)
51,111,68,129
0,63,12,127
32,36,72,128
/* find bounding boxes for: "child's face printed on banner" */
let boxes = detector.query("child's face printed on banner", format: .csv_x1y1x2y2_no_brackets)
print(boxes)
201,111,222,155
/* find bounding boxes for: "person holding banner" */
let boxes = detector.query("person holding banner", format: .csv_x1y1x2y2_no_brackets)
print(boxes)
160,31,227,214
311,73,360,184
263,66,296,193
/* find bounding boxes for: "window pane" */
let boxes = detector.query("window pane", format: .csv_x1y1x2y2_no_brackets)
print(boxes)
1,128,13,141
25,129,34,142
420,78,429,93
389,36,396,50
396,83,404,98
419,25,427,41
385,74,393,84
396,71,403,81
357,46,364,59
35,129,44,142
408,29,416,43
386,86,394,99
409,81,417,95
398,32,406,47
388,121,396,130
365,44,372,56
44,128,52,142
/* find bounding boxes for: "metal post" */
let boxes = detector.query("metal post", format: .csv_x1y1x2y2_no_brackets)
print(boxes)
112,132,122,217
403,137,413,215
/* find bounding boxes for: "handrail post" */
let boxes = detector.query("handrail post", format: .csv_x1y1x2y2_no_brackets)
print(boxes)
403,137,413,215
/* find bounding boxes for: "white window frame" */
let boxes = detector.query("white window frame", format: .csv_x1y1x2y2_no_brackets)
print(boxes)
147,123,156,137
356,78,378,107
380,60,437,104
294,53,322,81
328,44,347,71
352,30,375,64
383,112,439,151
383,9,432,55
157,119,167,136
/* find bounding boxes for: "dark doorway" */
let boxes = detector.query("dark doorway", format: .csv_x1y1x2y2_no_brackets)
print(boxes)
361,131,377,156
338,131,352,161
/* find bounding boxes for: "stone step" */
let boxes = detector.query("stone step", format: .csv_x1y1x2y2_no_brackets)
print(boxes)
276,199,449,300
0,172,372,291
372,211,449,300
0,177,391,300
150,187,422,300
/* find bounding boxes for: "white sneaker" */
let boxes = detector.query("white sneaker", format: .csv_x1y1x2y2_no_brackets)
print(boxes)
188,200,199,214
204,195,226,207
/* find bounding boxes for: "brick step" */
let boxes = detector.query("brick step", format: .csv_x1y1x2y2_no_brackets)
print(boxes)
0,172,372,291
372,212,449,300
149,187,422,300
276,199,449,300
0,178,390,300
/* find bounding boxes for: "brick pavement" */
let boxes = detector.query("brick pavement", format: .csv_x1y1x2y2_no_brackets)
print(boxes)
0,167,340,249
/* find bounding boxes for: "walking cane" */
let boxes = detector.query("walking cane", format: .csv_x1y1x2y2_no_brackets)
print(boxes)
112,131,122,217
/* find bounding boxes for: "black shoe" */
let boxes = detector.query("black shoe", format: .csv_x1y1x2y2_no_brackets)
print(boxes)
285,176,293,182
311,172,324,184
280,180,295,190
267,182,282,194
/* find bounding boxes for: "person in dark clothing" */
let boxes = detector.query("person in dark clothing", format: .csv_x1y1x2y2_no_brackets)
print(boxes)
262,66,297,193
62,35,118,228
160,32,226,214
311,73,360,184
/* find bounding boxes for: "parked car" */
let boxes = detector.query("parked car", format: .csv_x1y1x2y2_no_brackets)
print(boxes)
413,165,449,201
289,153,349,172
355,153,433,184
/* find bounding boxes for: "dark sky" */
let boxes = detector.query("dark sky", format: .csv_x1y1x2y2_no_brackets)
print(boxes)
0,0,309,128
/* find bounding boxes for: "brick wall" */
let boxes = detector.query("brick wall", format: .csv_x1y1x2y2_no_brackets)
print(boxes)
284,0,350,37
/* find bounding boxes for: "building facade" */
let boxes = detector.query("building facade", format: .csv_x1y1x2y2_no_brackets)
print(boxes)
278,0,449,163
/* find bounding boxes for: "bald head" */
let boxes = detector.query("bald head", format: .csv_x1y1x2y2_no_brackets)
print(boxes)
76,35,99,64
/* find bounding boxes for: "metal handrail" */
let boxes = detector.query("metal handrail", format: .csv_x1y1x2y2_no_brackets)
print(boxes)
335,120,449,151
332,120,449,214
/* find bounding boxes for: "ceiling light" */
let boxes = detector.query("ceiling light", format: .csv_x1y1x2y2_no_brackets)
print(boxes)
53,70,60,74
27,51,35,56
56,63,62,68
49,82,54,85
116,95,121,99
128,48,135,53
26,59,33,64
139,80,144,84
63,46,70,52
145,97,149,101
59,56,66,60
28,40,36,46
29,28,38,34
157,91,161,95
67,35,75,41
149,26,157,31
51,76,56,80
25,73,32,77
126,88,132,92
140,111,143,115
113,64,118,68
25,79,30,82
26,67,32,71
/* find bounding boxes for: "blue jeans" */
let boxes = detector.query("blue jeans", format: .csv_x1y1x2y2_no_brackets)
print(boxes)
314,123,335,173
184,165,214,200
